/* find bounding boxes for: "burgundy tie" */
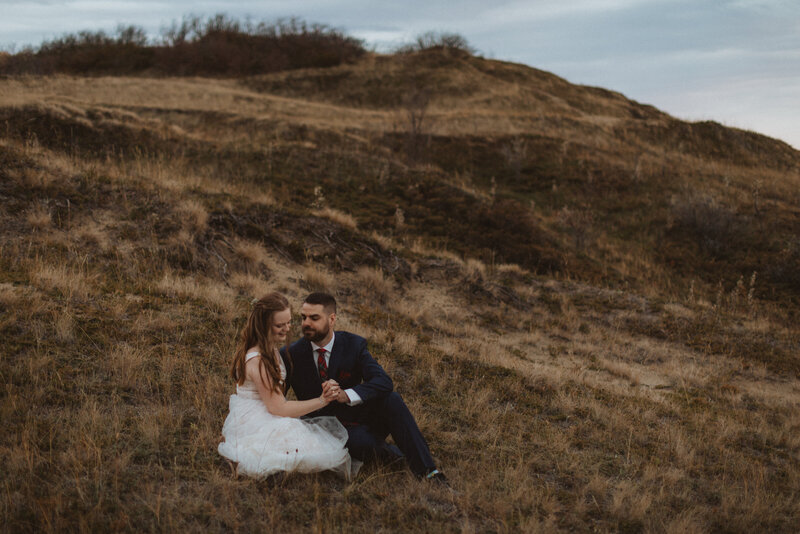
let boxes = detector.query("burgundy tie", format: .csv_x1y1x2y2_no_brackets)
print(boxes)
317,348,328,381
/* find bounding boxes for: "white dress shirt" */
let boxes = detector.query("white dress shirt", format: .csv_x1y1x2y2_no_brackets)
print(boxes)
311,332,362,406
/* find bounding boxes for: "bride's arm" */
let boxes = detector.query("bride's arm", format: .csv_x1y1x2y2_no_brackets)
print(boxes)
247,359,332,418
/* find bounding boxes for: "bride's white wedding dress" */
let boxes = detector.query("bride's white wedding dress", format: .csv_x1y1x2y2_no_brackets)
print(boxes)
218,352,358,479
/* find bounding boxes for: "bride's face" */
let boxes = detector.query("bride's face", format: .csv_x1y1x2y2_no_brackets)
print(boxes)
271,308,292,343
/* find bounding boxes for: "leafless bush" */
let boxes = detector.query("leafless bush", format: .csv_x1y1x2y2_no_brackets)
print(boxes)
726,272,758,315
402,87,431,164
394,206,405,231
311,186,325,209
671,194,741,257
557,206,594,251
0,15,365,76
397,31,476,55
502,137,529,180
766,237,800,291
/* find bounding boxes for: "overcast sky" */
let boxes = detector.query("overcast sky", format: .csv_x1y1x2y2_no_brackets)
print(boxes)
2,0,798,148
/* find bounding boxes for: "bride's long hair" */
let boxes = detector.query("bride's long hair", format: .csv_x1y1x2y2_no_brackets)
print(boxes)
231,292,292,394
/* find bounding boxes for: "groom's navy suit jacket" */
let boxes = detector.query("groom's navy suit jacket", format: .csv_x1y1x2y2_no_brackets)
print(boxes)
280,331,393,425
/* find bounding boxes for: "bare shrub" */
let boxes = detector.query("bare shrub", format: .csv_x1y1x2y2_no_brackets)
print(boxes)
766,237,800,292
671,194,741,257
402,88,430,164
398,31,476,55
1,16,366,76
474,198,561,272
311,186,325,209
557,206,594,251
394,206,406,231
502,137,529,180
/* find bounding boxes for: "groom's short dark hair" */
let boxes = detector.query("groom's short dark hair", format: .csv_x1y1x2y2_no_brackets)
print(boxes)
304,292,337,314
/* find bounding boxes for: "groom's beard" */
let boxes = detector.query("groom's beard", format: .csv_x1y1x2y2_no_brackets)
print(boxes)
303,323,330,343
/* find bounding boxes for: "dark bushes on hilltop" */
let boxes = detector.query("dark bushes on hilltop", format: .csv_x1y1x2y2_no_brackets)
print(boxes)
397,31,476,56
0,15,365,76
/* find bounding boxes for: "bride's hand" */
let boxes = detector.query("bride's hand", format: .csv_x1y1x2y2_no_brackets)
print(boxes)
320,380,340,403
321,387,339,403
322,380,339,397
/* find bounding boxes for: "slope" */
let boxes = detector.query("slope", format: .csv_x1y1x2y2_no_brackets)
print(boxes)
1,50,799,532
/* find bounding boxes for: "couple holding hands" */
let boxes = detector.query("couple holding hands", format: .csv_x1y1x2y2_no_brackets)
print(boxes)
218,292,446,484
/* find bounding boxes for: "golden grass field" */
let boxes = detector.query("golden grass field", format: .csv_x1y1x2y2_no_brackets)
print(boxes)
2,49,799,532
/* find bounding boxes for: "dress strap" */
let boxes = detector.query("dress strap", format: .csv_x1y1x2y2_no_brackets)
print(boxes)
245,351,260,362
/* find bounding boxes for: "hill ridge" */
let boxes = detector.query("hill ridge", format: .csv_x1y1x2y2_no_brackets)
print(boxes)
2,47,799,532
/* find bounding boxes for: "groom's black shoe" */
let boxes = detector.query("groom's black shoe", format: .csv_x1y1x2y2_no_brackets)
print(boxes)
424,468,449,486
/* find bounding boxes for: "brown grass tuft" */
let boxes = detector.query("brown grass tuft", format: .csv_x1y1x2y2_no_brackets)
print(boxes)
154,270,237,315
29,261,94,301
25,204,52,230
229,271,273,299
231,238,273,268
319,207,358,230
177,199,209,234
53,308,75,342
302,263,335,292
354,266,394,304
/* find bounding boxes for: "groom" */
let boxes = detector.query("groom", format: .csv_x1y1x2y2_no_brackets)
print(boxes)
280,292,446,482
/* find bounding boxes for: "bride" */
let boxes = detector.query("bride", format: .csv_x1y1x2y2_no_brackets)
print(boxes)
218,292,358,479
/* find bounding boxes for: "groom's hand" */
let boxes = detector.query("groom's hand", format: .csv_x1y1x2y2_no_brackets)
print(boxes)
322,379,349,403
322,379,340,402
334,389,349,403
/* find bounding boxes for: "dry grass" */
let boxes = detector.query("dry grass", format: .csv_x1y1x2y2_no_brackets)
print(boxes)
319,207,358,230
353,265,394,304
28,260,95,301
177,198,209,234
229,271,273,299
53,308,76,342
302,262,336,292
25,204,51,230
1,57,799,533
230,238,274,269
155,270,237,316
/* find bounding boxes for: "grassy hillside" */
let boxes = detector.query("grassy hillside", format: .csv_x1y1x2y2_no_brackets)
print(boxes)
1,49,799,532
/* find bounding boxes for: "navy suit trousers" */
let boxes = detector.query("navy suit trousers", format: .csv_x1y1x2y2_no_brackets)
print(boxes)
344,392,435,476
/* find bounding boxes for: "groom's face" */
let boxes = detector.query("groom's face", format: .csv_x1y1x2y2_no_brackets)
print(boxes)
300,303,335,344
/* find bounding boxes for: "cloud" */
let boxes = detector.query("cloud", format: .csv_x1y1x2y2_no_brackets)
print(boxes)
480,0,670,24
